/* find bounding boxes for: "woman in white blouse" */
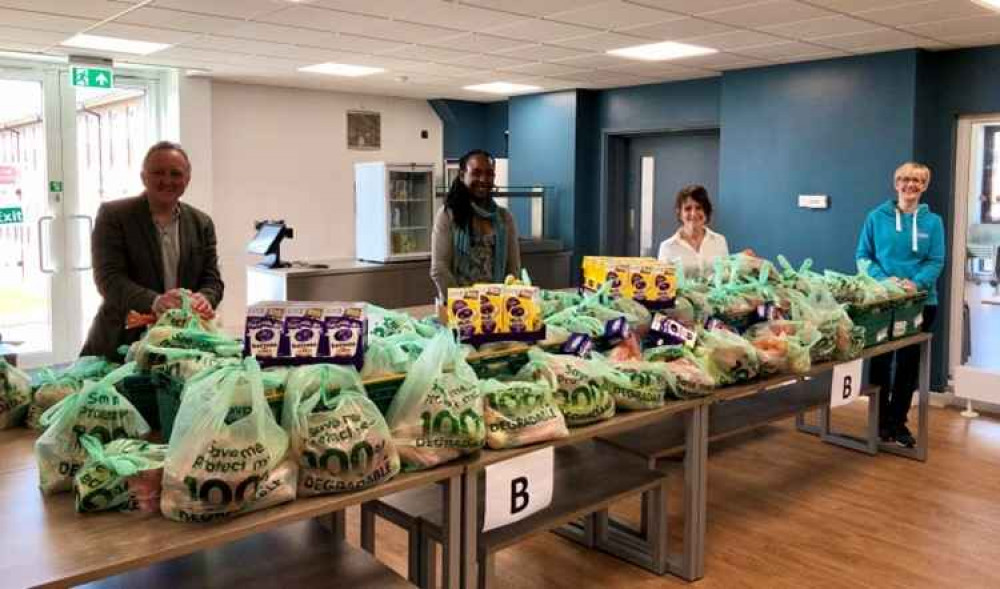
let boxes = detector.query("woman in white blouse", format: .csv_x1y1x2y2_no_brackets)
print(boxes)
657,184,729,277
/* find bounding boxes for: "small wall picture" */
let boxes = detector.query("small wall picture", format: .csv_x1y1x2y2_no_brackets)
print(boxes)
347,110,381,150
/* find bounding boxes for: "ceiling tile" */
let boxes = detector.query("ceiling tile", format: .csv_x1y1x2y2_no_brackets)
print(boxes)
627,0,759,16
856,0,994,27
423,32,534,53
181,35,314,60
801,0,928,14
497,61,587,76
447,53,534,69
699,1,836,28
88,22,199,45
851,39,949,54
389,61,484,78
557,68,656,83
0,1,127,20
738,40,845,59
494,43,591,60
554,32,654,51
621,17,736,41
812,28,927,50
678,51,770,69
777,49,850,63
226,21,407,53
685,30,787,50
154,46,251,65
550,52,631,68
260,6,463,42
114,7,245,36
548,1,683,30
461,0,610,18
0,7,95,33
377,44,470,62
127,0,285,20
483,18,599,42
603,60,707,76
761,15,884,40
365,1,530,32
903,15,1000,38
0,24,67,46
942,31,1000,48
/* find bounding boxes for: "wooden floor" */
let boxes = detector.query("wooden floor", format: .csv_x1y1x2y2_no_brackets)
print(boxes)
346,402,1000,589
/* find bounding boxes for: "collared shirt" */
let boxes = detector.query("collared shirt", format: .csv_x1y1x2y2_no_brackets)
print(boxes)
154,207,181,291
657,227,730,278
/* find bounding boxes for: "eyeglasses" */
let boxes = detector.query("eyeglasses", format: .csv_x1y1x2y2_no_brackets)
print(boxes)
896,176,927,185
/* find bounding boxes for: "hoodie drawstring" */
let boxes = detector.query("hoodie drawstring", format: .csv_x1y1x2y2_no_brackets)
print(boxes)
894,205,919,253
912,210,918,252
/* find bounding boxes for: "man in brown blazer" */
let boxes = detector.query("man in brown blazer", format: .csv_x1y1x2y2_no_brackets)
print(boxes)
81,141,224,360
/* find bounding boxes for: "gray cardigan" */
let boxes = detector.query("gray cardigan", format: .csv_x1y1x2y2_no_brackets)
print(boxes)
429,206,521,301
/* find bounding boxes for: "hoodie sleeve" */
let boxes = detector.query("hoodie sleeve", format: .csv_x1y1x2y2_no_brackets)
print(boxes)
913,214,945,292
855,213,889,280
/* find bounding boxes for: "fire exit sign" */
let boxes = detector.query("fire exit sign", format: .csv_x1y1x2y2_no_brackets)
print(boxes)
71,66,114,89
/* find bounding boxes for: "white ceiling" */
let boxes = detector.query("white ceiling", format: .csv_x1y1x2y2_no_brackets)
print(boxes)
0,0,997,101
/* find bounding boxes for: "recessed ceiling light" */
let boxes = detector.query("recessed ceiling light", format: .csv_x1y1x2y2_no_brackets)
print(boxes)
298,62,385,77
61,34,170,56
463,82,541,94
972,0,1000,10
607,41,716,61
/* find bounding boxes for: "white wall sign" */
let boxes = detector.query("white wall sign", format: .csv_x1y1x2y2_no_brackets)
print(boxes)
830,359,864,408
482,446,554,532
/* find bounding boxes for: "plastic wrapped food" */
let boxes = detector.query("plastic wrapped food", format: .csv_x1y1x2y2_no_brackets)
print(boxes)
515,349,621,427
161,358,297,522
787,290,855,363
367,304,437,339
606,360,678,409
642,345,686,363
35,363,150,495
386,331,485,471
283,364,400,495
607,333,642,362
745,321,819,375
662,354,717,398
0,358,31,429
74,435,167,514
697,328,759,385
27,357,118,430
361,333,431,379
481,378,568,449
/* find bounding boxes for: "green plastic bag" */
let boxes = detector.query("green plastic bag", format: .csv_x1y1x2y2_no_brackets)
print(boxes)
516,348,621,427
135,324,242,371
0,358,31,429
661,350,717,398
481,378,568,449
35,363,150,495
642,344,686,363
282,364,400,495
74,434,167,514
27,356,118,430
697,328,760,385
386,330,485,471
605,358,678,409
744,321,819,375
367,304,435,339
361,332,431,379
161,357,297,522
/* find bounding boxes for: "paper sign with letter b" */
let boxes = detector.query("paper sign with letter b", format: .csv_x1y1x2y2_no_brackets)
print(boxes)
830,359,863,408
482,446,554,532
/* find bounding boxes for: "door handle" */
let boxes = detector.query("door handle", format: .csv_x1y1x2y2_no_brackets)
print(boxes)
69,214,94,271
37,215,55,274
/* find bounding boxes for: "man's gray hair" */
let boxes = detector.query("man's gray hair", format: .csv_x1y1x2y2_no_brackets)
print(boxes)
143,140,191,170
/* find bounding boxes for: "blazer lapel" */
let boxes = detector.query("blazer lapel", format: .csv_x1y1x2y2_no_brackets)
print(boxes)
138,195,165,292
178,204,197,287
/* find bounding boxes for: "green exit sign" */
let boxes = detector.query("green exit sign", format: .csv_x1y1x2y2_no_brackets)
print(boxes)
0,206,24,225
71,66,114,89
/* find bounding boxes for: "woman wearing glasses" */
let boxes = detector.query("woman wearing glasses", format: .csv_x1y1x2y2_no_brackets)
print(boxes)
856,161,945,448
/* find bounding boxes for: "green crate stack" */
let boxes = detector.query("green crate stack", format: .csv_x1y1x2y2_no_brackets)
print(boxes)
846,300,895,348
891,293,928,340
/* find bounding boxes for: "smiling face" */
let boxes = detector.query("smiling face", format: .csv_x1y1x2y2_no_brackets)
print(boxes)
894,164,930,210
678,197,707,233
142,149,191,211
461,153,495,202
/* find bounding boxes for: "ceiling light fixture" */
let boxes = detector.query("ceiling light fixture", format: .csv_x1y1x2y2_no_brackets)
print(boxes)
607,41,716,61
463,82,540,94
60,34,170,56
299,63,385,76
972,0,1000,10
0,51,68,63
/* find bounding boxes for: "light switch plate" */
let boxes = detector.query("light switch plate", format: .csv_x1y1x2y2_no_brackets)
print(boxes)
798,194,829,209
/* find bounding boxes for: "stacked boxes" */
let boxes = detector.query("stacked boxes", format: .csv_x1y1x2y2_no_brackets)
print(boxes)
582,256,677,304
447,284,543,342
244,301,366,367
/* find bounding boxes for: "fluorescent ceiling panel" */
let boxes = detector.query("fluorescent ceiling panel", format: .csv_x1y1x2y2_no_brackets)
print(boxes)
463,82,541,94
61,34,170,55
607,40,716,61
299,62,385,76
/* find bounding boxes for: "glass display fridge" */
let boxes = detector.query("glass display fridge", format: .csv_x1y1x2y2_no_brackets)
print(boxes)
355,162,435,262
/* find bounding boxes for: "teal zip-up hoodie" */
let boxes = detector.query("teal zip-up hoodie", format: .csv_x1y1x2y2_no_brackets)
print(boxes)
856,200,945,305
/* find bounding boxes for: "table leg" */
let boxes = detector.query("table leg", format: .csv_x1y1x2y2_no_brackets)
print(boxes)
679,404,707,581
461,470,478,589
443,474,462,589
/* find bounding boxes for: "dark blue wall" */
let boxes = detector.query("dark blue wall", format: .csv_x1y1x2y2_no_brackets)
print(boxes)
430,99,509,160
486,101,509,158
508,91,578,251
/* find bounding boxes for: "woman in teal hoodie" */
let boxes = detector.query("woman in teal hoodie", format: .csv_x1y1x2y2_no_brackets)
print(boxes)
856,162,945,448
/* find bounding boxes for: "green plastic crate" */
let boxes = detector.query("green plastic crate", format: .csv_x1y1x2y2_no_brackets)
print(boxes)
156,377,284,443
846,301,894,348
891,293,928,340
119,373,165,431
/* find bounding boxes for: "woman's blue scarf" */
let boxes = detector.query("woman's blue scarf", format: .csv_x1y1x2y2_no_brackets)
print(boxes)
453,198,507,283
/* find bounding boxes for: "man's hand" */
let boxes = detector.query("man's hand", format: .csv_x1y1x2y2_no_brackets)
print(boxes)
189,291,215,320
152,289,184,315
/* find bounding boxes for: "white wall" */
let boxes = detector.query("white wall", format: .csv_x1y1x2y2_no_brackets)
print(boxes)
207,81,443,328
177,76,213,214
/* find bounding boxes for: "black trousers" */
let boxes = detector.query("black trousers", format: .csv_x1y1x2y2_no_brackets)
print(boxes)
869,306,937,428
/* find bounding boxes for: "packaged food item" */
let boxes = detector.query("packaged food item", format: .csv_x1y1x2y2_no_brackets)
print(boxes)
0,358,31,429
662,354,717,398
361,333,431,379
447,288,482,340
74,435,167,514
607,333,642,362
35,363,150,494
285,306,325,357
475,284,505,335
745,321,819,375
161,358,297,522
606,360,678,409
481,378,568,449
245,304,286,358
323,303,366,364
516,349,622,427
27,357,118,430
503,285,543,333
386,331,485,471
697,328,760,386
283,365,400,495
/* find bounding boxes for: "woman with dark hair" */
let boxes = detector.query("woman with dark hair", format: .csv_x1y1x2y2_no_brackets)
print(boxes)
657,184,729,277
430,149,520,301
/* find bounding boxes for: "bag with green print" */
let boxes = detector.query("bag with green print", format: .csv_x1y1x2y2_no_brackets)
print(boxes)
0,358,32,429
603,358,679,409
27,356,118,430
282,364,400,496
361,332,432,379
74,434,167,514
386,330,485,471
481,377,568,450
515,348,623,427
